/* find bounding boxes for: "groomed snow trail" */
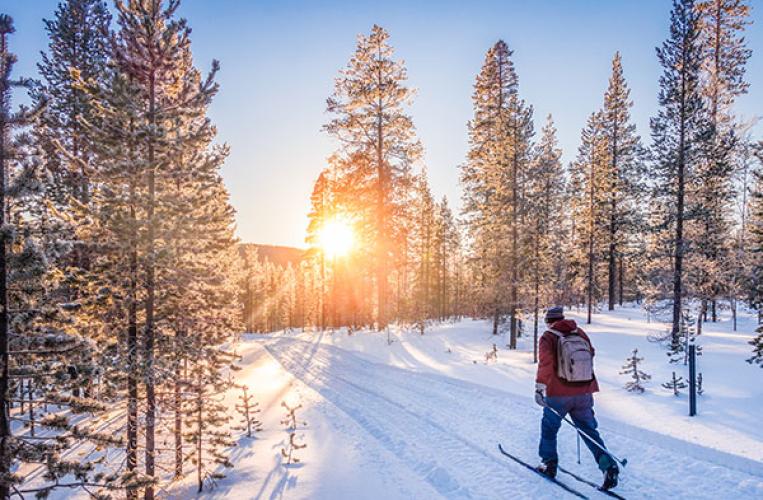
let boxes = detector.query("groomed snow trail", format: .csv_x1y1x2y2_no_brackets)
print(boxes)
265,336,763,500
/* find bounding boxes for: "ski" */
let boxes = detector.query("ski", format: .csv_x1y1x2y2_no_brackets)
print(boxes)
558,466,627,500
497,444,589,499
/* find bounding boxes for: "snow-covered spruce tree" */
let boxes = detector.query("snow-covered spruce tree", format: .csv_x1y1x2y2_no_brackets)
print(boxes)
525,115,566,362
324,25,422,330
600,52,645,311
569,112,608,324
0,15,122,498
620,349,651,393
461,40,534,344
693,0,751,322
662,371,688,395
649,0,707,346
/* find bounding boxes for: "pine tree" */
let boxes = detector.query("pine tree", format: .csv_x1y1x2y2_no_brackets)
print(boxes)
600,52,645,311
411,171,436,334
694,0,751,322
35,0,111,209
729,134,757,330
67,0,238,495
620,349,651,393
461,40,533,345
569,112,608,323
110,2,230,494
0,15,120,497
183,344,236,493
324,25,422,330
649,0,707,345
433,197,459,321
525,115,565,362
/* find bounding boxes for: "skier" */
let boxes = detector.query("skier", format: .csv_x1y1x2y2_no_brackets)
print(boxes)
534,306,619,490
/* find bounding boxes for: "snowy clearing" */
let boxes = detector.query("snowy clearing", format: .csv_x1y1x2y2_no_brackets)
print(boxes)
167,305,763,499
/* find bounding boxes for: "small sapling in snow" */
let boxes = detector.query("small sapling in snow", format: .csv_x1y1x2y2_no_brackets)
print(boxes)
280,401,307,464
620,348,651,393
484,343,498,364
662,371,688,396
234,385,263,438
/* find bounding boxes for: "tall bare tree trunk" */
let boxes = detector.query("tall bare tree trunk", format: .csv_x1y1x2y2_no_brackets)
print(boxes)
126,137,139,500
587,147,596,325
144,69,157,500
618,255,624,305
509,113,519,349
0,33,10,494
671,73,687,347
174,326,183,479
375,48,387,331
608,115,619,311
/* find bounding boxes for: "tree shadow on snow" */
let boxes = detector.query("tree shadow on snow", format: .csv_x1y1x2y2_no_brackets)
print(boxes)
253,451,301,500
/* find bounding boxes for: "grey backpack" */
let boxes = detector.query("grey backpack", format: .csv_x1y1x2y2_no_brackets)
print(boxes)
548,328,594,383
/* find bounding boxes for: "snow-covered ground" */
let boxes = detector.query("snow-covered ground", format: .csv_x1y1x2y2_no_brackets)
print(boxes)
169,305,763,499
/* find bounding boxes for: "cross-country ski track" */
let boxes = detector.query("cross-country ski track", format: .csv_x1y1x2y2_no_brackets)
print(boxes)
168,326,763,499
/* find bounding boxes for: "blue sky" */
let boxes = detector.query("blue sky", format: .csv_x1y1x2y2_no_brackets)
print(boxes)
6,0,763,247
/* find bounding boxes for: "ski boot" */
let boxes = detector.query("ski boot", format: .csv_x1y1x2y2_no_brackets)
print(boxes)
537,459,558,479
602,464,619,491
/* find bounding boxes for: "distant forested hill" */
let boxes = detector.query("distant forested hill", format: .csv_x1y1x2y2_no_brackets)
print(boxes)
239,243,304,268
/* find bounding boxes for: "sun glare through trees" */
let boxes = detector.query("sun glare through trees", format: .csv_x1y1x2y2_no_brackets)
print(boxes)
319,217,355,258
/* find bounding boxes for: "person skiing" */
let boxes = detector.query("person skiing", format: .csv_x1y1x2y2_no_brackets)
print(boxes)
534,306,619,490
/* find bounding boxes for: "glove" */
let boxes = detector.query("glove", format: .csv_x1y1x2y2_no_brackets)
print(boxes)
534,383,547,407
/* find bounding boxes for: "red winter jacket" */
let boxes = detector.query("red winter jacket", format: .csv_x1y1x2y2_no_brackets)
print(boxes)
535,319,599,397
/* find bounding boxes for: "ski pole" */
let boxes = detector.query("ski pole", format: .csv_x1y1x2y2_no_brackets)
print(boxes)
544,404,628,468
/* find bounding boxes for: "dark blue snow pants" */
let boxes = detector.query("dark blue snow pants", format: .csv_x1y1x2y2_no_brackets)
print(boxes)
539,393,613,471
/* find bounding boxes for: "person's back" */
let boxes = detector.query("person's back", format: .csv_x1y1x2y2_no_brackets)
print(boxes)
534,306,619,491
536,317,598,397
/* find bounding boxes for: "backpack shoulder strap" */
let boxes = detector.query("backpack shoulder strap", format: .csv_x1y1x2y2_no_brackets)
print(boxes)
546,328,567,338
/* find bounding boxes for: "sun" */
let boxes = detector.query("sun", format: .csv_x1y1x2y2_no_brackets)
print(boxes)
319,217,354,258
